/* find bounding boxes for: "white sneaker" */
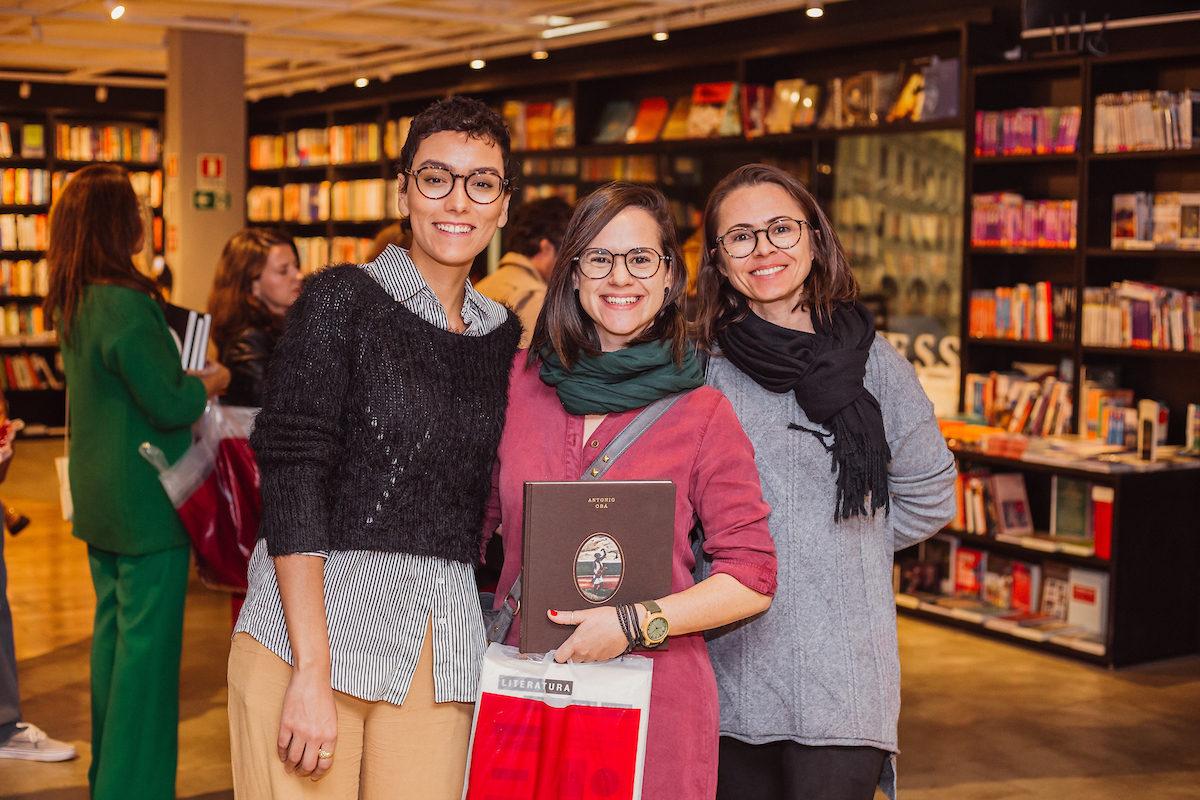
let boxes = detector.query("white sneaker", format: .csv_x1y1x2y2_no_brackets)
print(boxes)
0,722,78,762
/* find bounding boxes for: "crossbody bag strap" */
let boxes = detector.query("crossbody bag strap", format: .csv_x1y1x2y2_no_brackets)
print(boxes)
501,390,689,609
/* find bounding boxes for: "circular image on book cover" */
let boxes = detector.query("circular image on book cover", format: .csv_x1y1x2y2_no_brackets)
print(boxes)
575,533,623,604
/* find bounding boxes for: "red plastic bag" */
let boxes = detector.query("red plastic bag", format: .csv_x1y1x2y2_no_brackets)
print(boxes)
157,402,261,591
464,643,652,800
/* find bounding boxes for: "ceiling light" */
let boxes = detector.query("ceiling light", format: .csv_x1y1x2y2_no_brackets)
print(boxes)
95,85,108,103
806,0,823,18
532,46,549,60
18,82,31,99
541,20,610,39
529,15,573,26
104,0,126,20
652,18,669,41
355,77,368,88
469,57,485,70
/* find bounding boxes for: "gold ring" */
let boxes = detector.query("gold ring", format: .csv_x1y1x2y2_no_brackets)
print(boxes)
317,749,334,760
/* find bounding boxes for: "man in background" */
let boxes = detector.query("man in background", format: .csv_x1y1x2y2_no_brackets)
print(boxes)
475,196,572,348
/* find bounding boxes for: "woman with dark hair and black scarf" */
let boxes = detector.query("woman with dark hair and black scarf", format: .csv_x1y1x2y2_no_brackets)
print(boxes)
693,164,957,800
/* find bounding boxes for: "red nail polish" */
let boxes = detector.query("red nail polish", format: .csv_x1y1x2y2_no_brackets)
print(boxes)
549,609,558,617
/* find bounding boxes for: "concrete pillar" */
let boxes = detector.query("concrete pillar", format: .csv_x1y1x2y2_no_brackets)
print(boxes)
163,29,245,311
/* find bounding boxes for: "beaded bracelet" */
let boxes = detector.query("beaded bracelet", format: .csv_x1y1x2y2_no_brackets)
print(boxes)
615,603,639,652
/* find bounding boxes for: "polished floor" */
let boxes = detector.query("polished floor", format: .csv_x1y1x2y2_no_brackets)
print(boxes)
2,438,1199,799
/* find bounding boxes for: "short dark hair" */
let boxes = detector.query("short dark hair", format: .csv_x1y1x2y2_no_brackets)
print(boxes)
693,163,858,351
528,182,689,369
504,196,574,258
398,96,517,190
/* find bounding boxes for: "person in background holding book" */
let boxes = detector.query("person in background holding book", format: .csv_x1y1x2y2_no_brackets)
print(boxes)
207,227,303,407
481,182,778,800
44,163,230,800
694,163,957,800
475,195,573,348
228,96,522,798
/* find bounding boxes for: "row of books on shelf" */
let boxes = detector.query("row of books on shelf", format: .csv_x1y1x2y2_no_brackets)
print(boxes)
2,302,48,338
963,369,1074,436
1093,90,1199,154
970,194,1077,249
502,100,575,151
967,282,1075,342
0,215,47,252
522,184,578,204
895,534,1108,654
1,168,161,209
55,123,159,164
952,468,1111,559
0,259,48,298
1,351,62,391
292,236,374,274
1110,192,1200,250
249,121,404,170
1081,281,1200,351
0,123,43,159
246,179,400,223
973,106,1082,156
591,57,959,145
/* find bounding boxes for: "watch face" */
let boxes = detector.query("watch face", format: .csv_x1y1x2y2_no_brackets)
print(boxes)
646,617,669,641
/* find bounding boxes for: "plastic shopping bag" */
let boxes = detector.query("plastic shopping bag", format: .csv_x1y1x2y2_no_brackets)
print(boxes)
153,402,261,591
463,643,653,800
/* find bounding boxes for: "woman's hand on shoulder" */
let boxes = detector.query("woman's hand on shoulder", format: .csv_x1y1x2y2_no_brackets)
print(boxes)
549,607,630,663
277,666,339,781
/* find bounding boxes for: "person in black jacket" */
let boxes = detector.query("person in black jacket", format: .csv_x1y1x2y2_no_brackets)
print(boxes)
207,228,302,407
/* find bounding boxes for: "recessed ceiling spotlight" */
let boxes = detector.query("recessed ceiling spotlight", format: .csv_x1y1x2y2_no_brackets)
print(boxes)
95,85,108,102
104,0,126,20
18,82,31,99
652,18,669,41
355,76,368,88
532,46,549,60
469,57,485,70
806,0,824,18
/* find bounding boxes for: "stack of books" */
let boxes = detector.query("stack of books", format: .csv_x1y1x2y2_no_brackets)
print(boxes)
974,106,1081,156
1093,90,1200,153
963,370,1074,437
971,193,1077,249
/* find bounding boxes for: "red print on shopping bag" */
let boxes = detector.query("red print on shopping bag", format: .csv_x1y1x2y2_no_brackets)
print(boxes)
465,693,641,800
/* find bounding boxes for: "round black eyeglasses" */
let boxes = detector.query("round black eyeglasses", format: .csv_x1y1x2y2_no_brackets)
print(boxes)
715,218,811,258
573,248,669,280
404,166,509,204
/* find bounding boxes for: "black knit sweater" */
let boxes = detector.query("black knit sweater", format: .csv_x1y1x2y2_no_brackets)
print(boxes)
250,264,521,562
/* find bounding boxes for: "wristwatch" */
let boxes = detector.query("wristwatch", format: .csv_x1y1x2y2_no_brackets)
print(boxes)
639,600,669,647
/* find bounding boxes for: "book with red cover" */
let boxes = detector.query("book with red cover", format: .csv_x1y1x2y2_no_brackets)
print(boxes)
625,98,669,143
521,480,675,654
953,547,986,598
1090,484,1114,559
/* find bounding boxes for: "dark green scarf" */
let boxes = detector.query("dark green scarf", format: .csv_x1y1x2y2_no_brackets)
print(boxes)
539,340,704,415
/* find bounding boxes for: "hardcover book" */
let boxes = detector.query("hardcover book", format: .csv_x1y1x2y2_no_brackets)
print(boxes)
593,101,637,144
520,480,675,654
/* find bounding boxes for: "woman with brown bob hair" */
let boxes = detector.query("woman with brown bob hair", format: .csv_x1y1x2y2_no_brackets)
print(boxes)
481,181,778,800
45,163,229,799
207,227,302,407
694,163,956,800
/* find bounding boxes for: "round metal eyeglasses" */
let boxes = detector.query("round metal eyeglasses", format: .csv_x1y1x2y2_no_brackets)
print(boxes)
574,248,670,280
404,166,509,204
715,218,811,258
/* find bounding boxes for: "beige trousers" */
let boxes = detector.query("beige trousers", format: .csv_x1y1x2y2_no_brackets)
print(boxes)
227,622,474,799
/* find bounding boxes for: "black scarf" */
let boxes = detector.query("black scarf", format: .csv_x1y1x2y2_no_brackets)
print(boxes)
717,301,891,521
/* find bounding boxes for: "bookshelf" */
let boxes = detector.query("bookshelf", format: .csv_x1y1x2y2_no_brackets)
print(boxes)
246,9,983,278
943,42,1200,666
0,85,164,433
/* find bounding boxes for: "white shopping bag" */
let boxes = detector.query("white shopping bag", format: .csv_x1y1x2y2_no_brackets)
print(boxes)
462,643,653,800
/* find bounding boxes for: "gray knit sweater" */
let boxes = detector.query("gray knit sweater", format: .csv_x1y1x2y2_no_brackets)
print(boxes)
704,334,957,799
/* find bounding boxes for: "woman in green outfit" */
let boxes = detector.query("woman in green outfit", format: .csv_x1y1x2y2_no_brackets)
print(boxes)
45,164,229,798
